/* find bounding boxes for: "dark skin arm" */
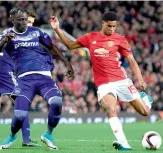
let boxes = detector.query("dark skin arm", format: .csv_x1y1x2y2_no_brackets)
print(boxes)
41,43,74,78
0,33,16,51
51,44,74,78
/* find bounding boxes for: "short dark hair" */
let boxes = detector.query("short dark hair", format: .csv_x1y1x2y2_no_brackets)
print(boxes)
102,11,118,21
9,7,26,18
26,9,37,18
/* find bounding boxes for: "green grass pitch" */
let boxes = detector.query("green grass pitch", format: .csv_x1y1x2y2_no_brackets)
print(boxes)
0,122,162,153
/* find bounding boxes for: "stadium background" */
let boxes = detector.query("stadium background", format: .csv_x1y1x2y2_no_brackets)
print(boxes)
0,0,163,119
0,1,163,153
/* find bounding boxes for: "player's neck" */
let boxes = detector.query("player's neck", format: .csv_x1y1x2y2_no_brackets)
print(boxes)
13,27,27,34
99,30,114,36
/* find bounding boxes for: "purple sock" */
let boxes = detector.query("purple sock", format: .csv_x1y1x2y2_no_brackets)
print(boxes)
47,100,62,134
21,115,30,143
11,97,30,137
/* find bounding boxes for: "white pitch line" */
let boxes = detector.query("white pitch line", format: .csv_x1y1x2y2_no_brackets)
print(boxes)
56,139,141,142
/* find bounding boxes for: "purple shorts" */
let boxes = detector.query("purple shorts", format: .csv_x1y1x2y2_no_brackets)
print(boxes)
12,74,62,102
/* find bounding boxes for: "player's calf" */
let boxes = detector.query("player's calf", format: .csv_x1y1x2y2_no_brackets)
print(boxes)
41,96,62,150
47,96,62,133
11,110,28,135
130,91,153,116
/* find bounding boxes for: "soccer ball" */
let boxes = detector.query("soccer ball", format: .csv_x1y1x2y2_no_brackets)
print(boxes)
142,131,162,150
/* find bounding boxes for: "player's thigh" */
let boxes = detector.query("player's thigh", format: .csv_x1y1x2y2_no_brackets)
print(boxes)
14,96,32,111
100,93,117,111
129,98,150,116
38,77,62,102
0,95,11,101
116,79,140,102
97,83,118,111
0,76,15,96
12,77,36,103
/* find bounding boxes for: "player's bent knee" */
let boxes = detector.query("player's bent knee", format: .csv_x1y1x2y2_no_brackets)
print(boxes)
14,110,28,117
139,106,151,116
142,108,150,116
107,108,118,117
48,96,63,116
14,110,28,121
48,96,62,106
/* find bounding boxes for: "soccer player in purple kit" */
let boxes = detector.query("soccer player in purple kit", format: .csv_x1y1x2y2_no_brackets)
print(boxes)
0,7,73,150
0,8,40,147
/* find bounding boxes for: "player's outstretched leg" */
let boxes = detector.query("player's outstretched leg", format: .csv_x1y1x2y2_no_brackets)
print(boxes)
0,96,30,150
130,91,153,117
100,94,132,151
21,115,41,147
41,89,62,150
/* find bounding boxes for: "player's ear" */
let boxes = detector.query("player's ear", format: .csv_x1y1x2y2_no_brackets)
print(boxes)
9,15,14,23
102,21,104,26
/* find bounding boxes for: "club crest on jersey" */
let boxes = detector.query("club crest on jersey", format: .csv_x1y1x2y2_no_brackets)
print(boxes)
29,31,38,38
14,87,21,95
108,41,114,47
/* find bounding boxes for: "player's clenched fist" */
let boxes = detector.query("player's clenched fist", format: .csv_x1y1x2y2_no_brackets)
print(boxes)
139,80,147,90
50,16,60,30
3,33,16,42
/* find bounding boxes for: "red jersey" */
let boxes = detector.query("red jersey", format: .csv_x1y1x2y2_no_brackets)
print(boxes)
76,32,132,87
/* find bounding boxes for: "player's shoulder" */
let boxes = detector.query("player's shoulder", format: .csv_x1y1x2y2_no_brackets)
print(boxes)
83,31,100,38
114,33,126,40
27,26,48,37
28,26,41,32
89,31,100,36
1,28,13,35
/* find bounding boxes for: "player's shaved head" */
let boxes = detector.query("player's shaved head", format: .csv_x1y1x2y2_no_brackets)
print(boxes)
102,11,118,22
9,7,26,18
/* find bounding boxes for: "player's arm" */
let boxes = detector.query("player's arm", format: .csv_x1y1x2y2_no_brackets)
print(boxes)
39,31,74,78
0,33,16,51
0,38,7,51
50,16,82,50
120,37,146,90
125,54,146,89
51,44,74,78
41,43,74,78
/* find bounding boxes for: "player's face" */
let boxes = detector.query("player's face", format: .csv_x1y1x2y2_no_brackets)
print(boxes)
102,21,117,35
13,12,28,33
27,16,35,26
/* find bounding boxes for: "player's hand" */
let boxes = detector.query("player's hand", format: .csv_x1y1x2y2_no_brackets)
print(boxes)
65,63,74,78
50,16,59,30
139,80,147,90
4,33,16,42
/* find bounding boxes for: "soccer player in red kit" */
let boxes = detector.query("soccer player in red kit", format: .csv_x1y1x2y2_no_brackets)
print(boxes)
50,11,153,150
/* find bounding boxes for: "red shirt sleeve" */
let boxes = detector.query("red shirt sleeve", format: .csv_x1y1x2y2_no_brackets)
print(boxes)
119,36,132,57
76,33,90,48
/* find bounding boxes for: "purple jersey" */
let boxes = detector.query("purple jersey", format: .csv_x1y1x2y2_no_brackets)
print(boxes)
0,26,54,77
0,50,16,96
0,50,15,73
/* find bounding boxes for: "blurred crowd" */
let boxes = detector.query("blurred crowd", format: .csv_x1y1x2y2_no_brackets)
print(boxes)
0,1,163,114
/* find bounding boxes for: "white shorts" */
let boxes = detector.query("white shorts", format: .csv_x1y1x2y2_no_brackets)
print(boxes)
97,78,140,102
